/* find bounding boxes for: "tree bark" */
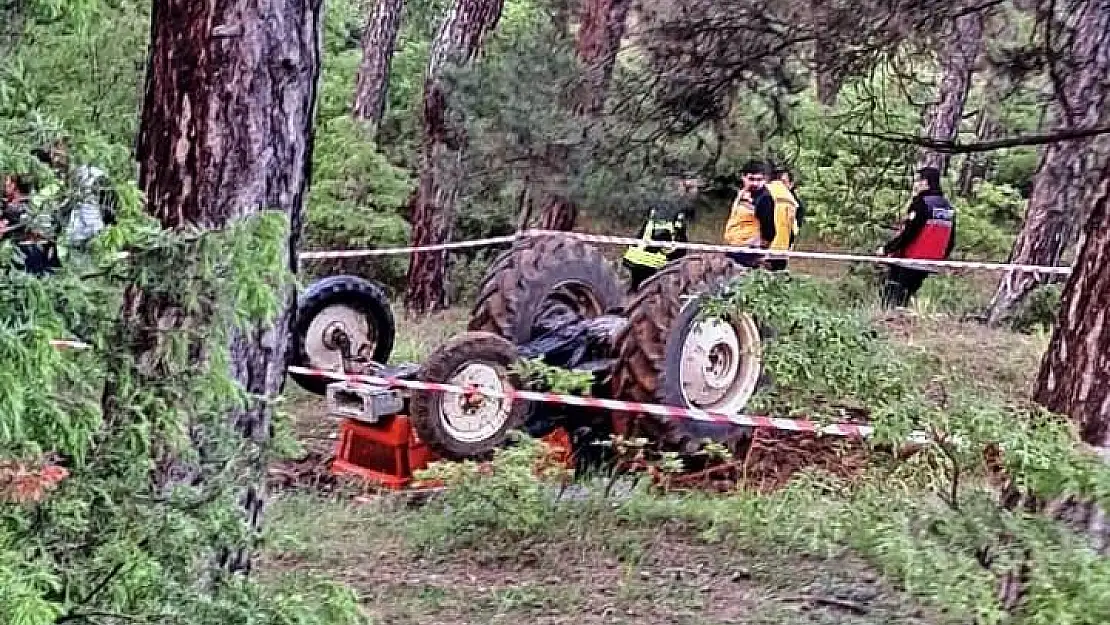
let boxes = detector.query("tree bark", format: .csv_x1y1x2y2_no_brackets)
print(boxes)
1031,161,1110,552
814,40,845,107
986,0,1110,325
530,0,631,231
404,0,504,316
573,0,632,117
135,0,322,573
957,95,1001,196
916,11,985,173
352,0,405,125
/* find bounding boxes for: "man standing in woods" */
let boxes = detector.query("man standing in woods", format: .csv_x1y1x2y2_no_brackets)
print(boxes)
767,166,802,271
880,166,957,309
723,160,776,267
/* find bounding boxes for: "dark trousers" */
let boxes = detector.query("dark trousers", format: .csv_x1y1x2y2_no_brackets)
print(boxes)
882,265,929,309
767,259,788,272
727,252,764,268
625,262,658,292
15,242,60,277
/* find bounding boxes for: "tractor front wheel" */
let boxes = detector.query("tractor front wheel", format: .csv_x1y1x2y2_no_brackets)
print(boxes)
410,332,530,460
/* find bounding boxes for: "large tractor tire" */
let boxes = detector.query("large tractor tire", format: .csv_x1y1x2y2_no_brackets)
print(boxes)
410,331,530,460
469,234,625,344
289,275,395,395
611,254,764,452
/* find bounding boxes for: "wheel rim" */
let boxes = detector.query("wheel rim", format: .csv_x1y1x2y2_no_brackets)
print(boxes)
440,362,513,443
679,314,762,412
304,304,378,370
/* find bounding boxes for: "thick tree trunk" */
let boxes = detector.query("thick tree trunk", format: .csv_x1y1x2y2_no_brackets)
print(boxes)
532,0,631,231
135,0,322,573
916,11,985,173
404,0,504,315
986,0,1110,325
352,0,405,124
1030,161,1110,552
573,0,632,117
1036,176,1110,451
536,193,578,231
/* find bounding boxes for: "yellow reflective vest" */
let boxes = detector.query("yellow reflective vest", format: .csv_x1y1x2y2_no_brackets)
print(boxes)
623,217,683,269
767,180,799,251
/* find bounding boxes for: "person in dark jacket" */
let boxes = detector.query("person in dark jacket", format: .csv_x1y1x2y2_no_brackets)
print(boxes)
880,167,957,309
723,160,775,267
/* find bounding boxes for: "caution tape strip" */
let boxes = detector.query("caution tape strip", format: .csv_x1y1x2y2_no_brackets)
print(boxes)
299,235,518,260
295,229,1072,275
287,365,875,438
46,341,917,441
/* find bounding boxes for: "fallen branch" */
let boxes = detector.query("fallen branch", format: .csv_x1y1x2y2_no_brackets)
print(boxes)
844,124,1110,154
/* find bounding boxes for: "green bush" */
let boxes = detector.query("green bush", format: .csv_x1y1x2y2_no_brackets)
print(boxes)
1011,283,1063,334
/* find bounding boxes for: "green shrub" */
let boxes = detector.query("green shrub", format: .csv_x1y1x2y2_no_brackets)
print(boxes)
1010,283,1062,334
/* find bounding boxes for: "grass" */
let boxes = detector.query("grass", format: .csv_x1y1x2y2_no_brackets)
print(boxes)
274,259,1054,624
261,491,953,625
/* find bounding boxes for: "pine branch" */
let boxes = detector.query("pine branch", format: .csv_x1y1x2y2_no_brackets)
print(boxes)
844,124,1110,154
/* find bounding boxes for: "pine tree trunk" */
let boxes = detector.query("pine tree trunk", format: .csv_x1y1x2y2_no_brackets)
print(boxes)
986,0,1110,325
134,0,322,573
573,0,632,117
916,11,985,173
957,97,1001,197
352,0,404,124
1031,160,1110,552
531,0,630,231
814,40,844,107
404,0,504,316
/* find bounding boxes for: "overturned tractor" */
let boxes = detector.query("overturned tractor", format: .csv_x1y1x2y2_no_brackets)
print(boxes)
289,233,767,472
414,233,767,460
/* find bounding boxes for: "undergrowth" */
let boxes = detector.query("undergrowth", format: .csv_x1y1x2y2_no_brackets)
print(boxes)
393,272,1110,623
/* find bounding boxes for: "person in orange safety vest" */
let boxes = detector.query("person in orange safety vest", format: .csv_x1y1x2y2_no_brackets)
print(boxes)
723,160,775,267
880,166,957,309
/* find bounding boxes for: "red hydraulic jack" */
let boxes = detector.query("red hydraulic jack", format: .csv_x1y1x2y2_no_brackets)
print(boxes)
326,381,572,490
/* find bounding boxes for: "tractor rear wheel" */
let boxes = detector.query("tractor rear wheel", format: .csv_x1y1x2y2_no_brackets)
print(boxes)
290,275,395,395
410,331,530,460
611,254,764,452
468,233,625,343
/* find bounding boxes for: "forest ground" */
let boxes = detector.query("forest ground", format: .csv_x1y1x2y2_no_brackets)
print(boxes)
263,260,1046,623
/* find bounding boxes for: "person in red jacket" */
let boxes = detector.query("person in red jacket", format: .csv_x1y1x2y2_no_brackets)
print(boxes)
880,167,956,309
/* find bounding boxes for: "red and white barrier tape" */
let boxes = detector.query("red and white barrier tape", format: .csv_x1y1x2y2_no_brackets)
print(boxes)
287,365,874,438
530,230,1072,275
43,341,906,440
297,229,1071,275
299,235,518,260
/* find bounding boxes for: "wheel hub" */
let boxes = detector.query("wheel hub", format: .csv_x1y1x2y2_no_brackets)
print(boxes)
679,315,761,411
305,305,377,371
440,362,513,443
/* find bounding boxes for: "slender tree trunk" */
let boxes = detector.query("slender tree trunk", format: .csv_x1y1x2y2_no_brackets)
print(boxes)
814,40,845,107
352,0,405,125
404,0,504,316
134,0,322,572
986,0,1110,325
957,96,1001,196
916,11,985,173
573,0,632,117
